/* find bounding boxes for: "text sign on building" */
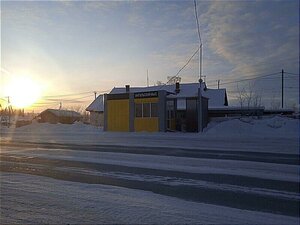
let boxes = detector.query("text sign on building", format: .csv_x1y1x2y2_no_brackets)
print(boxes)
134,91,158,99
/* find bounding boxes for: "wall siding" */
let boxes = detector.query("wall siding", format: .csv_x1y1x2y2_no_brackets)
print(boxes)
107,99,129,131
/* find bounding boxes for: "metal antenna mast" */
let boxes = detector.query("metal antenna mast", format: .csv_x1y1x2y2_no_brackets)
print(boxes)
194,0,203,132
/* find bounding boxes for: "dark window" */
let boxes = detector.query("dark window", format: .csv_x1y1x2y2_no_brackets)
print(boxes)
135,103,142,117
143,103,150,117
151,103,158,117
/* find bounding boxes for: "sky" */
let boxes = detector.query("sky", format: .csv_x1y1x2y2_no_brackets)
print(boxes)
1,0,299,111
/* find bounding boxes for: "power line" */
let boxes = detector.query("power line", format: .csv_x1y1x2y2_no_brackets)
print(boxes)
220,72,281,85
159,46,200,89
42,91,92,98
285,72,299,76
205,67,299,84
41,89,109,99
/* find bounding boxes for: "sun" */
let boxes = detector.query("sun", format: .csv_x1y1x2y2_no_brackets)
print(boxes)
4,76,42,109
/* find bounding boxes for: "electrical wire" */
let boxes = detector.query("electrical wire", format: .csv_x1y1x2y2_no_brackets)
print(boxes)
40,94,94,103
159,46,200,89
285,72,299,76
41,91,92,98
220,72,281,85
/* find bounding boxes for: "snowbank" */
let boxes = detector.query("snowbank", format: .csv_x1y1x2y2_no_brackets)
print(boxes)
3,116,298,139
0,116,298,153
8,121,102,133
204,116,299,138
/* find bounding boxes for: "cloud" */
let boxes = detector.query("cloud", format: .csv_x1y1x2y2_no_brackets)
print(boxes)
201,0,299,79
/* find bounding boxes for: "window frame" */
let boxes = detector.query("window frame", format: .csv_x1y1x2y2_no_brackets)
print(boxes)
135,102,158,118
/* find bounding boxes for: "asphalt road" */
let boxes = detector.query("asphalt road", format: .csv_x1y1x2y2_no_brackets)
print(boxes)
1,141,299,217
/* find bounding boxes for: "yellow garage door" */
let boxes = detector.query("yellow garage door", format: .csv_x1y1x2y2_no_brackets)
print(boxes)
107,99,129,132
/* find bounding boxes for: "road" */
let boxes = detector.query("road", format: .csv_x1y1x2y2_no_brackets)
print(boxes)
1,140,299,223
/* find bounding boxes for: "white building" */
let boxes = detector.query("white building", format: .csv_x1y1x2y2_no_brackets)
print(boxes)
86,94,104,127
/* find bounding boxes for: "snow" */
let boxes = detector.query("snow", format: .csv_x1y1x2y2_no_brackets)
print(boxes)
204,116,299,138
1,116,298,151
86,94,104,112
1,172,298,224
4,120,102,133
41,109,81,117
1,116,299,224
4,147,298,182
110,82,227,108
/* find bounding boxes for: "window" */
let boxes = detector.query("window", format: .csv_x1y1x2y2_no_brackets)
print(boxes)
135,103,142,117
151,103,158,117
135,102,158,118
177,99,186,110
143,103,150,117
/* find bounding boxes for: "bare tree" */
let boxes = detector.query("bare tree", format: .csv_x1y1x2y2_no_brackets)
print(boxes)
236,82,262,109
270,94,281,110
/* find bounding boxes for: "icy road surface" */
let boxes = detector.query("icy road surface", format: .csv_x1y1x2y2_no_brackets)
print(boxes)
0,142,299,224
0,118,299,224
1,172,299,225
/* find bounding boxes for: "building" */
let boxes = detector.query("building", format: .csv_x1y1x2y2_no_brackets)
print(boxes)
102,82,227,132
86,94,104,127
38,109,81,124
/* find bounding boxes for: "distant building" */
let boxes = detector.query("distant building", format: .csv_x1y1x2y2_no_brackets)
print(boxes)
38,109,81,124
85,82,228,132
86,94,104,127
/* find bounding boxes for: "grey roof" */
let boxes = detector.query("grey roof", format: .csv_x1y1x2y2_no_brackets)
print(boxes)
110,83,228,108
86,94,104,112
41,109,81,118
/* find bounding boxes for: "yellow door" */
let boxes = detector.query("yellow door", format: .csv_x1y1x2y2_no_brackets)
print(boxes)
107,99,129,131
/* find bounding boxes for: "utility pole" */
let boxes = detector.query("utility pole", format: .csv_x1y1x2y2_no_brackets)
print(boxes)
94,91,97,100
217,80,220,89
198,43,203,133
147,69,149,87
7,96,11,128
281,69,284,108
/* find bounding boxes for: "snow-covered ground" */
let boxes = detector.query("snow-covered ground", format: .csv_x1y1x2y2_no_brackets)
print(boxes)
1,172,298,225
2,115,298,138
0,115,299,224
1,115,299,153
204,115,299,138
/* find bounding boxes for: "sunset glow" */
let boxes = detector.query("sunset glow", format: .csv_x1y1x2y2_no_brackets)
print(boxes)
4,76,42,108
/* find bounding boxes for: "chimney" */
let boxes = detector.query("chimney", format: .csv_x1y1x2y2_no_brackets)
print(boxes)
125,85,130,93
175,82,180,94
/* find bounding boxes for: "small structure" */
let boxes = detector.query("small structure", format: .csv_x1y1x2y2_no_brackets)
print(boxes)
38,109,81,124
102,82,223,132
86,94,104,127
